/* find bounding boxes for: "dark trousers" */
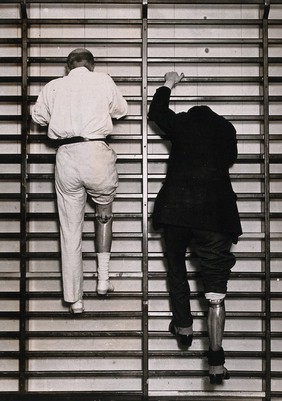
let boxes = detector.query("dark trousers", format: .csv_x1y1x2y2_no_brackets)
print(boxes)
163,225,236,328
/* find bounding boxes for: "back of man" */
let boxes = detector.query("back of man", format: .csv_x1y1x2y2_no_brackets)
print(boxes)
33,67,127,140
149,71,242,384
31,48,128,314
150,88,242,242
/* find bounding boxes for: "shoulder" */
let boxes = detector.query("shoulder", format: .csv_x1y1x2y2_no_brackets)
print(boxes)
201,106,236,134
43,76,64,92
90,72,118,90
92,71,114,83
189,105,214,116
189,105,229,124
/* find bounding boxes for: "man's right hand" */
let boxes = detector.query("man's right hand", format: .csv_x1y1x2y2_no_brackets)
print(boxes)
164,71,184,89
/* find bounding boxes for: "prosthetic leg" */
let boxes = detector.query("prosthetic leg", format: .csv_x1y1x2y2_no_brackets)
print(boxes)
206,292,230,384
95,203,114,295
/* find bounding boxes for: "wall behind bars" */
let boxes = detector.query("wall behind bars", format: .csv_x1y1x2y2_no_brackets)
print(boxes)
0,1,282,400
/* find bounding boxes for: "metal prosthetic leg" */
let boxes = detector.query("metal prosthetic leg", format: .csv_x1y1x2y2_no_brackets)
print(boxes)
95,204,114,295
206,293,230,384
207,297,225,352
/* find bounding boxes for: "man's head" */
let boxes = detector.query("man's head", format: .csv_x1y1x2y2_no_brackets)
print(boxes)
66,48,95,72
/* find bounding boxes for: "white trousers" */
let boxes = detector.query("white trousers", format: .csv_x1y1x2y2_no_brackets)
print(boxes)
55,141,118,303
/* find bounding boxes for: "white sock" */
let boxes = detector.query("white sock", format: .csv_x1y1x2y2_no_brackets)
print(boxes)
97,253,110,280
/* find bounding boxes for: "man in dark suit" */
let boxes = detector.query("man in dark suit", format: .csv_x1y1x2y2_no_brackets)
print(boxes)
148,71,242,385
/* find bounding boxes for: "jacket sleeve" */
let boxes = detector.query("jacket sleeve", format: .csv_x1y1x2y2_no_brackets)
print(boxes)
216,115,238,167
148,86,176,136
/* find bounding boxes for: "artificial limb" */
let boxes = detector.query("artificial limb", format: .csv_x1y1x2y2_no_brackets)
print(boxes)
95,203,114,295
205,292,230,384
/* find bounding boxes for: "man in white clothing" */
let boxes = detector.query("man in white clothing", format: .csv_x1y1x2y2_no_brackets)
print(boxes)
32,48,128,313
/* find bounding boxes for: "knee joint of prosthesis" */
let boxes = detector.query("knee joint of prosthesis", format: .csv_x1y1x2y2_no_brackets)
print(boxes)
96,211,113,225
205,292,226,307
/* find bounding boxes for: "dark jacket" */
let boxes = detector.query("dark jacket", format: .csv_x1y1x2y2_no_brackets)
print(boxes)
148,86,242,243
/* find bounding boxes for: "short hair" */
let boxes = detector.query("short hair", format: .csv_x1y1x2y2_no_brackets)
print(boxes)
67,48,95,71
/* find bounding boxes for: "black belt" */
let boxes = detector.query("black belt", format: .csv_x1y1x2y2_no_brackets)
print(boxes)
55,137,106,147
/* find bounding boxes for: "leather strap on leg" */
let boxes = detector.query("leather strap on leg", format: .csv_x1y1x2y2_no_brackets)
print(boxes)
208,347,225,366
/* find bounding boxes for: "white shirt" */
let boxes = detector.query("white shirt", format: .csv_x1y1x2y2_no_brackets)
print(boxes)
31,67,128,139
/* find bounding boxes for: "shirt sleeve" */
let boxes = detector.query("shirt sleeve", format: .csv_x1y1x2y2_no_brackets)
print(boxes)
107,75,128,119
148,86,176,136
31,85,52,126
